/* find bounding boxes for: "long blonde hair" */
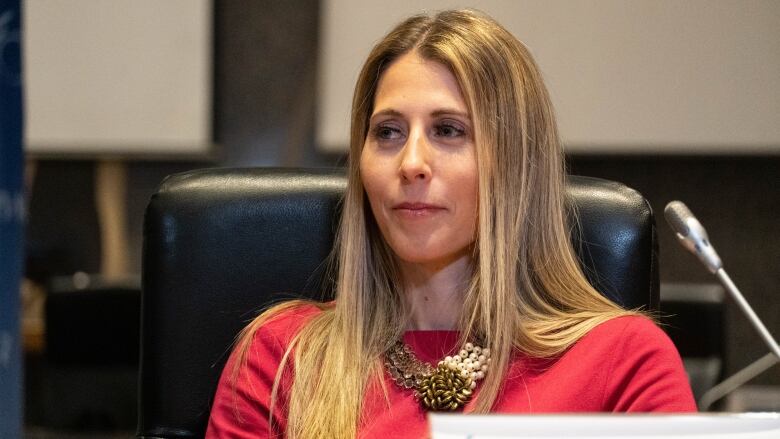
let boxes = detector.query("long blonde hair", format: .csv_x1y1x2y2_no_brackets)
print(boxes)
234,9,636,438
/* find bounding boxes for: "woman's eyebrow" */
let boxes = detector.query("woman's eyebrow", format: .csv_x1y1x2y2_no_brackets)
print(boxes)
370,108,403,120
430,108,470,119
370,108,470,119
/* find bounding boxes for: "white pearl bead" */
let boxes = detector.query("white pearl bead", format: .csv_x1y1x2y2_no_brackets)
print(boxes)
476,371,485,380
472,361,480,369
469,353,477,360
481,364,488,372
465,342,474,352
460,370,469,378
482,348,490,357
470,371,477,380
459,350,468,358
466,363,475,371
473,346,482,355
445,356,452,362
478,354,486,362
470,381,477,389
487,358,492,363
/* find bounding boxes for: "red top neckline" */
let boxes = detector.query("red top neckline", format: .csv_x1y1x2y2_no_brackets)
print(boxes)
401,330,462,364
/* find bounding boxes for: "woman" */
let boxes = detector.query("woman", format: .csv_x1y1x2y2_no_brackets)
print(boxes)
207,9,695,438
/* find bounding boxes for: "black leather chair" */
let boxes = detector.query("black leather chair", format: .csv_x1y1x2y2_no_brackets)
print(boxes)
138,167,659,439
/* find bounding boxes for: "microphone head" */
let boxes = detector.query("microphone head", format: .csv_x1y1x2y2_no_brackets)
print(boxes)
663,200,723,273
664,200,692,237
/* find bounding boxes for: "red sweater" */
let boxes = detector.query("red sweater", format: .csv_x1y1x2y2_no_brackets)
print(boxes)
206,305,696,438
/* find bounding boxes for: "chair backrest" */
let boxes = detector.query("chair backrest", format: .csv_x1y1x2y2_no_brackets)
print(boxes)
138,167,658,438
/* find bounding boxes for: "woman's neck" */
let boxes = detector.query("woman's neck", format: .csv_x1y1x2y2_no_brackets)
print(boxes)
398,252,472,330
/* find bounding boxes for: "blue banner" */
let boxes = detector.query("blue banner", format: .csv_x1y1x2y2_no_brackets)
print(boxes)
0,0,23,437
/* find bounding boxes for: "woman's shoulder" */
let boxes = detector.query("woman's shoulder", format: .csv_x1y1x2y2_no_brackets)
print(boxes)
587,314,659,334
250,300,328,348
574,314,677,357
545,314,679,370
230,301,328,376
584,314,671,348
564,315,696,411
568,314,687,380
207,301,329,436
586,316,696,411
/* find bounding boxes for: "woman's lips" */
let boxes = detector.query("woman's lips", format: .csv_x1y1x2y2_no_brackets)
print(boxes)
393,202,445,218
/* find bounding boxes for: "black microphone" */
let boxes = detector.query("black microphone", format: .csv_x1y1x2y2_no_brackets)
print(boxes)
663,201,780,410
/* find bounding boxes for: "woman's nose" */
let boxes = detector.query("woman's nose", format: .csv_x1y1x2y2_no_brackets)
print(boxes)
399,129,432,182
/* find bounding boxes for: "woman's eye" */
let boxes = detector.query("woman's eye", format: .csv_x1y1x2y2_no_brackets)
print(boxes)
435,123,466,138
373,125,403,141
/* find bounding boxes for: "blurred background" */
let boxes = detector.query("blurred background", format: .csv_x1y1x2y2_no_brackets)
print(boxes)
3,0,779,437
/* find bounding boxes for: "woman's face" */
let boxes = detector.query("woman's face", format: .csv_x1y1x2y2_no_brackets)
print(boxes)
360,51,478,268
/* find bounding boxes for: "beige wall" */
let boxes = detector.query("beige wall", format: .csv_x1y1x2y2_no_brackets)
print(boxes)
318,0,780,154
23,0,212,158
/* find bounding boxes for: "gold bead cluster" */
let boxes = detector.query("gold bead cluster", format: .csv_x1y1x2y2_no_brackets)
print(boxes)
418,363,473,410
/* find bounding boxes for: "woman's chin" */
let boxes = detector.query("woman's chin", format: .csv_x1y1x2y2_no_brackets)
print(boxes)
392,246,472,269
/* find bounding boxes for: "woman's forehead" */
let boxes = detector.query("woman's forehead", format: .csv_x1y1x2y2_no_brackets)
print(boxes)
371,52,469,119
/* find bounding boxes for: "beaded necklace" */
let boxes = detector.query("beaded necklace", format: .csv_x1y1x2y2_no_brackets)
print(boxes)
384,340,491,411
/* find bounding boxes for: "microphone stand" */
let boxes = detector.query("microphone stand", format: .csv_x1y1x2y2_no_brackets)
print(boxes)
698,268,780,411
